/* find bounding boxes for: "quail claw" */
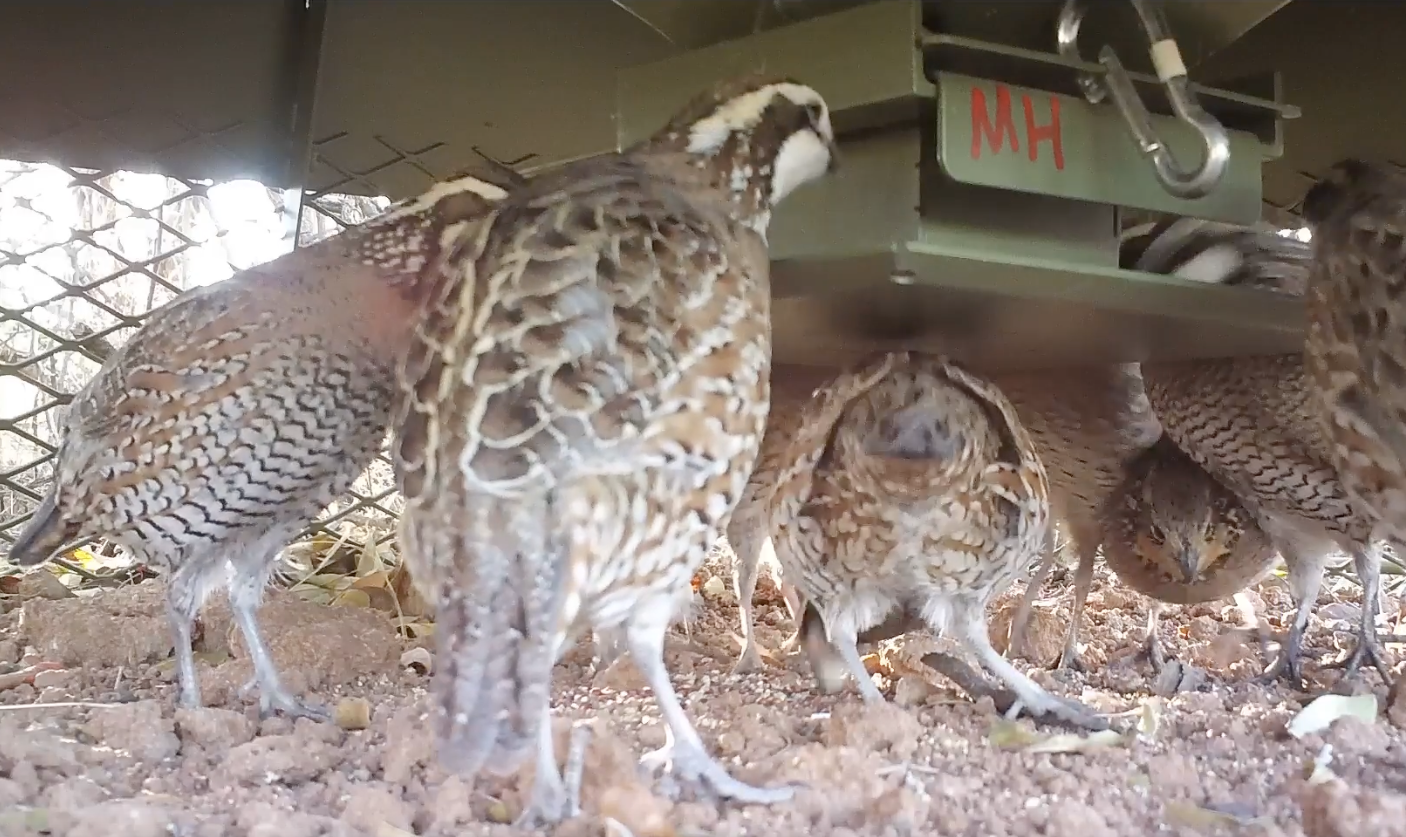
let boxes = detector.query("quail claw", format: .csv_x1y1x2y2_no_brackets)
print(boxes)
238,677,329,721
638,743,799,806
1324,628,1394,684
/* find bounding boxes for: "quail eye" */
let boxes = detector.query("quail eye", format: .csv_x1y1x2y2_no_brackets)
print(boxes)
804,102,825,129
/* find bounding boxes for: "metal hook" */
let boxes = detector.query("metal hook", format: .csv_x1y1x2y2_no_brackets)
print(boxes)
1057,0,1232,200
1056,0,1105,105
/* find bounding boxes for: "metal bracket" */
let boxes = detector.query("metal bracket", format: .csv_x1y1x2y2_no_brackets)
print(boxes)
1058,0,1231,200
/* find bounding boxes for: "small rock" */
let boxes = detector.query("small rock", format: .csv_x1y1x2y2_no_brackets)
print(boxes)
334,697,372,731
41,776,110,811
894,675,935,707
220,735,339,785
0,639,21,664
340,785,414,833
17,570,75,601
85,700,181,762
400,647,432,675
0,777,28,808
175,706,257,748
31,668,71,690
701,576,727,599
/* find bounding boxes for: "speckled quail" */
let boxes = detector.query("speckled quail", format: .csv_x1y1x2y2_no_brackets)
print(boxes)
994,364,1163,671
393,75,838,825
761,350,1104,728
728,364,831,674
6,172,513,719
1098,435,1279,673
1302,159,1406,547
1129,218,1394,686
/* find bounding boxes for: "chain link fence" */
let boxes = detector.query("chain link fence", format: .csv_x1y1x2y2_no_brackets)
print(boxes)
0,124,469,579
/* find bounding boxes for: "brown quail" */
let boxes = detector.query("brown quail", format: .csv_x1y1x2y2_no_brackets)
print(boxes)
1129,219,1393,687
761,350,1104,728
393,75,839,824
6,172,512,718
1098,435,1279,673
1302,159,1406,547
728,364,831,674
994,364,1163,670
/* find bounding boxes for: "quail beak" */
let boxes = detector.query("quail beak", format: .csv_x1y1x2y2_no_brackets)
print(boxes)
825,137,841,175
1175,539,1203,584
8,492,79,567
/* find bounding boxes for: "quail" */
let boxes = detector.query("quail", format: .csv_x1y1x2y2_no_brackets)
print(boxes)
728,364,832,674
994,364,1163,670
393,75,839,825
6,171,513,719
1098,435,1279,673
1302,159,1406,547
762,350,1104,728
1128,218,1394,686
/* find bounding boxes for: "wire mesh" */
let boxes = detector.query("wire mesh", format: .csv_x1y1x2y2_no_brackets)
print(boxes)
0,119,463,573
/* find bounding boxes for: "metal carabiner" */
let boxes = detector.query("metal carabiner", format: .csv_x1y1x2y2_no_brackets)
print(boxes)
1057,0,1232,200
1055,0,1105,105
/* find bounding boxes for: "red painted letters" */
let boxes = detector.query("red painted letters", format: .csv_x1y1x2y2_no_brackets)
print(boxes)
1022,94,1064,170
970,85,1017,159
969,84,1065,171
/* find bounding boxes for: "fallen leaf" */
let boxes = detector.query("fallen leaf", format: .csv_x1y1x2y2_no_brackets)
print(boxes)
332,588,372,608
1287,693,1378,738
374,823,415,837
989,719,1125,753
1024,729,1125,754
351,570,392,590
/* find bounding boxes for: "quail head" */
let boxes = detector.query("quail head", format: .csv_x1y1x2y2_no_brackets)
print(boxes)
7,171,512,720
1302,159,1406,547
1128,218,1394,687
764,351,1104,728
1099,435,1278,672
393,74,838,825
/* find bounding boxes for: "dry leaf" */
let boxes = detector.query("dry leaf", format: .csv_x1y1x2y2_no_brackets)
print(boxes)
989,719,1125,753
1287,694,1378,738
1164,801,1243,830
332,588,372,608
351,570,392,590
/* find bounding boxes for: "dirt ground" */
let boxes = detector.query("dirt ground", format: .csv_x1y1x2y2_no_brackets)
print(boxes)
2,548,1406,837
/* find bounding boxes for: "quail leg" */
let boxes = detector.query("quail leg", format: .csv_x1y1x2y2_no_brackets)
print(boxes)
958,605,1108,731
1257,546,1327,688
164,573,204,710
591,627,627,671
1053,541,1098,672
777,582,805,653
1323,546,1394,683
514,714,593,827
729,521,768,675
1142,602,1170,674
228,562,328,721
1009,542,1057,659
629,601,796,805
801,604,885,702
